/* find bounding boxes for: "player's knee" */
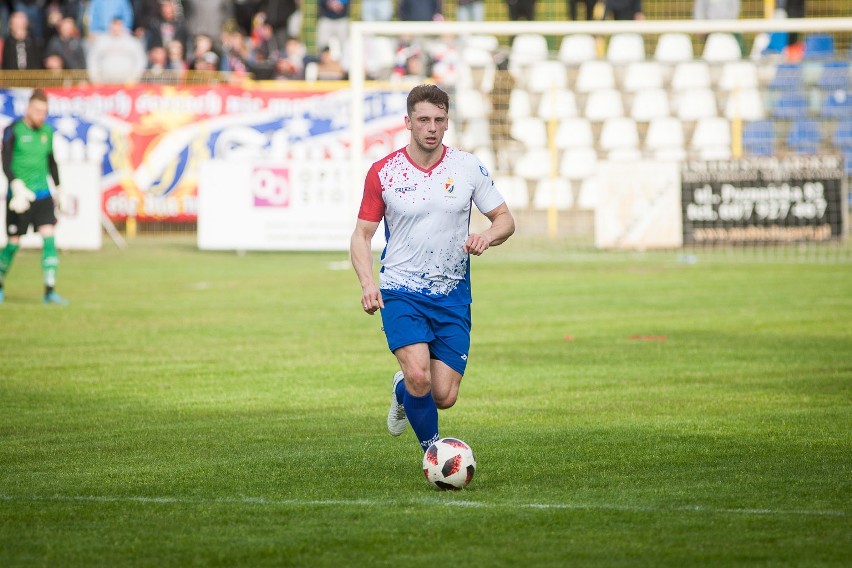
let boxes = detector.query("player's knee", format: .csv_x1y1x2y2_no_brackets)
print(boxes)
404,367,431,395
434,393,457,410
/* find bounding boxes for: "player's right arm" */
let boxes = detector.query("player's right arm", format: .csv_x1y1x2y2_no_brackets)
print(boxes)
350,218,383,315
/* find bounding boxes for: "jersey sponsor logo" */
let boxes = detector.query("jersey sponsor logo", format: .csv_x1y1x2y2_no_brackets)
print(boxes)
480,165,489,177
394,186,415,194
444,177,455,194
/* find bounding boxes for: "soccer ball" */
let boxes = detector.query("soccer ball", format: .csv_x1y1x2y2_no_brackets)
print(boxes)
422,437,476,490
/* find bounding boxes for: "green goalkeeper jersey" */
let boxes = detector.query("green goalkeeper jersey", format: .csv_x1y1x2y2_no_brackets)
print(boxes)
2,119,58,196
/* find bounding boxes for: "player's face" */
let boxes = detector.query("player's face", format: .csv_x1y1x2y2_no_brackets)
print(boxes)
405,101,448,154
25,100,48,129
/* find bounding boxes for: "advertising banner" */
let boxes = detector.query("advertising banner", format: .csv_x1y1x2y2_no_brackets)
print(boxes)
681,156,846,244
0,85,408,224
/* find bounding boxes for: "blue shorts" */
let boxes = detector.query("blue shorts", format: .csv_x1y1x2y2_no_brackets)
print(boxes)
380,290,472,375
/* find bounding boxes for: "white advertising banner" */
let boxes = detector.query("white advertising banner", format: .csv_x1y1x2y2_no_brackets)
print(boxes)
1,162,102,250
198,159,382,251
594,161,683,250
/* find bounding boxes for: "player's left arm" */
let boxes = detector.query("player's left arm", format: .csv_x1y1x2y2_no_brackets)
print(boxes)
464,202,515,256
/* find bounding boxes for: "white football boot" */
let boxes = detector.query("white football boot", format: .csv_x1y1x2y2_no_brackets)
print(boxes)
387,371,408,436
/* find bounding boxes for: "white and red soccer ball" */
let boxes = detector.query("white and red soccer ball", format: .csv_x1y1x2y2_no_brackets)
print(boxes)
422,438,476,490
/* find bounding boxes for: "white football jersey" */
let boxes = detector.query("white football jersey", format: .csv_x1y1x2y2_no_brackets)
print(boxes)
358,145,505,305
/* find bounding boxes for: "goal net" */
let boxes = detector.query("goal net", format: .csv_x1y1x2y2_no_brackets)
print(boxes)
348,17,852,261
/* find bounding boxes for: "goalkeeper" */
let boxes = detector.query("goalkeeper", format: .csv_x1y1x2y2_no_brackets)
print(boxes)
1,88,68,305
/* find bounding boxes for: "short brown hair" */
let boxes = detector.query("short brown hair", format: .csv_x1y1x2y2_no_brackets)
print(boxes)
30,88,48,103
406,84,450,116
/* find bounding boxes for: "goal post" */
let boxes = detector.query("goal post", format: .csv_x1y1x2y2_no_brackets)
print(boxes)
349,17,852,260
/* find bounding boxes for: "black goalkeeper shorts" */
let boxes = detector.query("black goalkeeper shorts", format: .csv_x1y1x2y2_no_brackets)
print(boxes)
5,195,57,237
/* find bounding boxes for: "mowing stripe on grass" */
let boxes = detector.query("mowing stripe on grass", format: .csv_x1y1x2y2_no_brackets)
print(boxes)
1,495,845,518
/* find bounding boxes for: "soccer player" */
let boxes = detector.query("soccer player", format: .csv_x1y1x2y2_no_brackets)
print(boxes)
350,84,515,453
1,88,67,305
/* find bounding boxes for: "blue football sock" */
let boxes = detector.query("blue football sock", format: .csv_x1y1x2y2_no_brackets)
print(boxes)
404,390,439,452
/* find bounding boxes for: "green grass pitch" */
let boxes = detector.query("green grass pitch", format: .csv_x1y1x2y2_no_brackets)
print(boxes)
1,237,849,566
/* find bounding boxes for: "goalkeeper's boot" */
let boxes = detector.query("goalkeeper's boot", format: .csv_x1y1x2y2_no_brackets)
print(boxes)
387,371,408,436
43,291,69,305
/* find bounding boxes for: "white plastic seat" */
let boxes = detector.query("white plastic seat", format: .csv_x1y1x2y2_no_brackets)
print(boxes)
600,117,639,151
364,36,397,79
510,116,548,148
724,88,765,121
623,61,664,92
473,146,496,172
559,147,598,179
460,118,491,149
559,34,598,65
537,90,578,120
554,118,594,150
514,147,555,180
508,88,533,119
584,88,624,121
460,46,495,68
674,88,718,120
494,175,529,209
691,117,731,159
702,32,742,63
575,178,598,210
654,33,694,63
533,178,574,210
576,60,615,92
510,33,550,66
607,33,645,63
527,60,568,93
463,34,499,52
455,88,491,121
645,117,685,155
718,61,759,91
630,88,670,121
671,61,711,91
607,147,642,161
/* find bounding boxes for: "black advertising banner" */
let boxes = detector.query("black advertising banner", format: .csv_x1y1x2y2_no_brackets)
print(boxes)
681,156,846,245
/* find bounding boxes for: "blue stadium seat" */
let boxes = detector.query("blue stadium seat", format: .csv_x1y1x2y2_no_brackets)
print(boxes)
770,63,804,90
821,90,852,119
817,62,851,91
772,90,809,119
832,119,852,149
787,120,822,154
844,148,852,176
742,120,775,156
803,34,835,60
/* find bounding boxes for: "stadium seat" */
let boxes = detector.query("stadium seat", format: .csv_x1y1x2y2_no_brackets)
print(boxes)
527,60,568,93
702,33,742,63
558,34,598,66
514,147,555,181
600,117,640,152
576,60,615,92
718,61,759,91
510,116,548,148
554,118,594,150
831,118,852,149
364,36,397,79
771,90,809,119
821,90,852,119
787,119,823,154
674,88,718,120
622,61,664,92
670,61,712,91
654,33,693,63
606,33,645,63
691,117,731,159
584,88,625,121
630,88,670,121
533,178,574,210
742,120,775,156
460,46,495,68
769,63,804,90
455,88,491,121
559,147,598,180
463,34,499,52
460,118,492,149
803,34,835,60
575,178,598,210
644,117,685,160
724,88,765,121
493,175,529,209
817,62,851,91
537,90,578,120
473,146,496,172
510,33,549,67
508,88,533,119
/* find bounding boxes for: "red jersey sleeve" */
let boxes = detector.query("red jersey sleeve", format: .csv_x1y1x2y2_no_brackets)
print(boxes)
357,163,385,222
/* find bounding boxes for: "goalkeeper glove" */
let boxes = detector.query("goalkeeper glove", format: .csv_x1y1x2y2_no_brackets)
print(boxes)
8,179,36,214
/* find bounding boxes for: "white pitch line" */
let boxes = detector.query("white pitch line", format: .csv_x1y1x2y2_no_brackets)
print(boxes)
0,494,846,518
